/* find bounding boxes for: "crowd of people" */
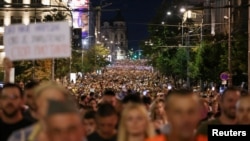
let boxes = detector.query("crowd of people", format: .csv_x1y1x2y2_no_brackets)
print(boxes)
0,58,249,141
110,59,153,71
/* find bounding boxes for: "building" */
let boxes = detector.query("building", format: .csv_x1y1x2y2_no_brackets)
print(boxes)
100,11,128,61
203,0,247,35
177,0,246,36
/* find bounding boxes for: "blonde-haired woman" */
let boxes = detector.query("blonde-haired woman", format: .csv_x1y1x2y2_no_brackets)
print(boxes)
118,103,155,141
150,98,168,134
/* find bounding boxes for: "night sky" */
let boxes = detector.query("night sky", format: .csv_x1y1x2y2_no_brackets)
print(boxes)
92,0,164,49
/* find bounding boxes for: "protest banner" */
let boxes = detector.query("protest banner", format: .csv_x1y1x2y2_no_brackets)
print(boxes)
4,21,71,61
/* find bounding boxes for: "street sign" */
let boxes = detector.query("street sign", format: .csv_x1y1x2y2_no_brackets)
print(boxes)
220,72,229,81
4,22,71,61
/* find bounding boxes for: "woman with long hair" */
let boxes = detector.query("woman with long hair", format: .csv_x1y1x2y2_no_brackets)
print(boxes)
117,103,155,141
149,98,168,134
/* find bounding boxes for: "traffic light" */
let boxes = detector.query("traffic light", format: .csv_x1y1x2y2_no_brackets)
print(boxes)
133,55,137,59
72,28,82,49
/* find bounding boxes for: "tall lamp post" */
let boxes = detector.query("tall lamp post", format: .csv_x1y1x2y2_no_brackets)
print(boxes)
248,0,250,92
227,0,232,87
166,8,185,46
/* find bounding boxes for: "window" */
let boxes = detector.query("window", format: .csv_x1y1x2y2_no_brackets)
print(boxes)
11,16,22,24
0,0,4,7
11,0,23,7
0,17,3,26
12,0,23,3
120,42,123,46
114,34,118,40
0,35,3,45
121,34,124,39
30,0,41,4
30,17,41,23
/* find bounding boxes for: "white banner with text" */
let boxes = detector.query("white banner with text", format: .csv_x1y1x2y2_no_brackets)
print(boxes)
4,22,71,61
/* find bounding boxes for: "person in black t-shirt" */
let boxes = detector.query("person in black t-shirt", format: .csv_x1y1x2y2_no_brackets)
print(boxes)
87,103,118,141
0,83,33,141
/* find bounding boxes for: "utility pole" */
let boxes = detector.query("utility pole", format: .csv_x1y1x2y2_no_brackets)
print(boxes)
52,58,55,80
228,0,232,87
32,8,36,80
248,0,250,92
95,1,114,42
94,1,119,45
186,32,190,88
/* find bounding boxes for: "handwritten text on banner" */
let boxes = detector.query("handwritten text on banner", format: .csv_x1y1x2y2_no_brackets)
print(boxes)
4,22,71,61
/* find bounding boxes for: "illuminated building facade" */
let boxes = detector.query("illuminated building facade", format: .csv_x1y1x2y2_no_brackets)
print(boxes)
100,11,128,61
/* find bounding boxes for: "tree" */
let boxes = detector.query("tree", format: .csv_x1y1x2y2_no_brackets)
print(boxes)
142,0,192,86
82,44,110,72
143,0,248,87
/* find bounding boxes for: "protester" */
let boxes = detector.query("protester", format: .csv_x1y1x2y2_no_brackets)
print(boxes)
0,58,235,141
236,95,250,124
23,80,40,123
8,81,69,141
146,89,208,141
117,103,155,141
0,83,33,141
122,93,142,106
142,96,152,111
150,98,168,134
199,99,210,122
210,100,220,119
45,100,86,141
101,89,117,108
196,87,241,136
79,95,89,107
87,103,118,141
82,110,97,136
88,98,98,111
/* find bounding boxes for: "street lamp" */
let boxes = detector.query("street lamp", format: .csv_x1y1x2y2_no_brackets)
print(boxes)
166,10,184,45
180,7,186,13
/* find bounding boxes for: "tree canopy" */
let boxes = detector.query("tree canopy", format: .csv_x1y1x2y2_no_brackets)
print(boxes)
142,0,248,88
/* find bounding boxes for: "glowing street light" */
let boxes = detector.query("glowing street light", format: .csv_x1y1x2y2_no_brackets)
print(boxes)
180,7,186,13
167,11,171,15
